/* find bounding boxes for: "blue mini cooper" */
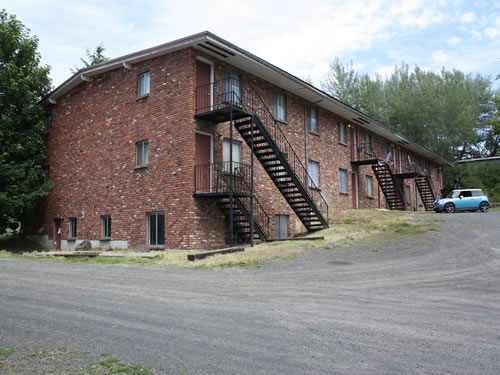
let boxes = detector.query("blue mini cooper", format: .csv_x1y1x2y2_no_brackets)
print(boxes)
433,189,490,213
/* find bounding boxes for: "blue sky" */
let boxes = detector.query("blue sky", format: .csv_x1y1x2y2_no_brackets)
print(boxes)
3,0,500,90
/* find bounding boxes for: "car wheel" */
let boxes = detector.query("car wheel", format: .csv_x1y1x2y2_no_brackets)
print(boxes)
480,202,489,213
444,203,455,213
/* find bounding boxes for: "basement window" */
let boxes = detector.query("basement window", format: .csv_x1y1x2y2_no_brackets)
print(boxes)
148,212,165,246
101,215,111,239
137,71,150,97
68,217,77,239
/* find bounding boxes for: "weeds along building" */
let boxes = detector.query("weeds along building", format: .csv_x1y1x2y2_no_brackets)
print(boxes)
25,31,450,250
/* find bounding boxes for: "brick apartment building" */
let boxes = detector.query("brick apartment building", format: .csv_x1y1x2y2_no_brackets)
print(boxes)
25,31,450,250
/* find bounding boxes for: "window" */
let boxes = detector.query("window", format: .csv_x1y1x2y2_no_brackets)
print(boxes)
273,92,286,121
223,71,240,103
68,217,77,238
148,212,165,246
339,169,348,193
137,71,150,97
365,133,372,153
308,160,320,188
404,185,411,203
459,191,472,198
45,113,52,133
43,167,49,184
136,140,149,166
306,106,318,133
223,138,241,172
101,215,111,238
337,121,347,143
383,144,389,158
275,215,289,239
366,176,373,197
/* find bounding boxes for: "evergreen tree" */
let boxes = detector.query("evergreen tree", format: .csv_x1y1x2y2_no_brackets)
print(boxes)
0,10,53,232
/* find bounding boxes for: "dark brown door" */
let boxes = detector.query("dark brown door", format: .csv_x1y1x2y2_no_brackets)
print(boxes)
53,218,62,250
196,61,211,113
195,133,211,192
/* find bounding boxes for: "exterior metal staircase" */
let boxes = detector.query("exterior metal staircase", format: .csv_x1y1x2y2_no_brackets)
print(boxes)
372,162,406,210
415,175,435,211
195,79,329,232
216,196,269,242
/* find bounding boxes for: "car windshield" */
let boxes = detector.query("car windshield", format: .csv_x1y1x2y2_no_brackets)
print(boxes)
446,191,460,198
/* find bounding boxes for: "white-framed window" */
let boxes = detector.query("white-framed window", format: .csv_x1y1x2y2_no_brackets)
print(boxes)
148,212,165,246
275,215,289,239
101,215,111,238
308,160,320,188
68,217,77,238
339,168,348,193
137,71,150,97
223,138,241,173
306,106,318,133
223,71,240,103
136,140,149,166
366,175,373,197
45,113,52,133
273,92,286,121
365,133,372,153
337,121,347,143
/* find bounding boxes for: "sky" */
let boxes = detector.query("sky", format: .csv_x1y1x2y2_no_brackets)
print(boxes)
3,0,500,90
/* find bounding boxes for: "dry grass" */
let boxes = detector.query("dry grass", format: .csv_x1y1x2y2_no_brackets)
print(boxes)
155,209,437,268
2,210,439,269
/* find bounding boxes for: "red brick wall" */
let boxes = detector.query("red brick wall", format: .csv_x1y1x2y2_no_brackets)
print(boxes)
26,47,444,250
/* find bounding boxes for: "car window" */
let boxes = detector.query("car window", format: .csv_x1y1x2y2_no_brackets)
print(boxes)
459,191,472,198
471,190,483,197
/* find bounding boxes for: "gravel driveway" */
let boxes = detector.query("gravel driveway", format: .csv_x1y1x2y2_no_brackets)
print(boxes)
1,211,499,374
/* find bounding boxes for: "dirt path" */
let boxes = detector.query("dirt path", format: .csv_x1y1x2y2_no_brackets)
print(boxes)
1,212,499,374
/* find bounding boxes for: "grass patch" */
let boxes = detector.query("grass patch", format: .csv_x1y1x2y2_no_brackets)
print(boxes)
0,347,15,357
2,209,442,269
0,348,155,374
489,206,500,212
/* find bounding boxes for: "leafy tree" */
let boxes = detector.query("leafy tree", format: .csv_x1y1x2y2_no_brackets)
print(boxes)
71,44,109,73
323,61,496,161
444,164,500,202
0,10,53,232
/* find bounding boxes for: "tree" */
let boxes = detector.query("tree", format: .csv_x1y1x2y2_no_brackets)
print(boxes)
0,10,53,232
71,45,109,73
322,61,496,161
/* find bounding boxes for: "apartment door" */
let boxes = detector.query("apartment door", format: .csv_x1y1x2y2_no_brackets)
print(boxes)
351,172,359,209
350,126,357,161
53,218,62,250
195,133,212,192
275,215,289,239
196,60,212,113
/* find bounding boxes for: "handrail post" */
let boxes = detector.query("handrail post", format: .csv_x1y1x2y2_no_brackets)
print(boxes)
250,113,255,247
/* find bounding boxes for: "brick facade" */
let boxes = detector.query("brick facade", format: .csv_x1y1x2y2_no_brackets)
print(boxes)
25,40,445,250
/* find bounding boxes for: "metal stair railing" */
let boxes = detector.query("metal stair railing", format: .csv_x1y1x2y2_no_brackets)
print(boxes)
199,78,329,224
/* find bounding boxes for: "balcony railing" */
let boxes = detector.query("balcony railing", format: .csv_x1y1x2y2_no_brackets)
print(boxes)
351,142,385,163
196,78,329,223
194,161,270,239
194,161,250,194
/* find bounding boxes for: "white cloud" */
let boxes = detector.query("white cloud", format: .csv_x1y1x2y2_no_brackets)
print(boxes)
484,27,499,38
432,50,449,65
447,36,461,45
471,30,482,39
376,65,395,77
461,12,476,23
